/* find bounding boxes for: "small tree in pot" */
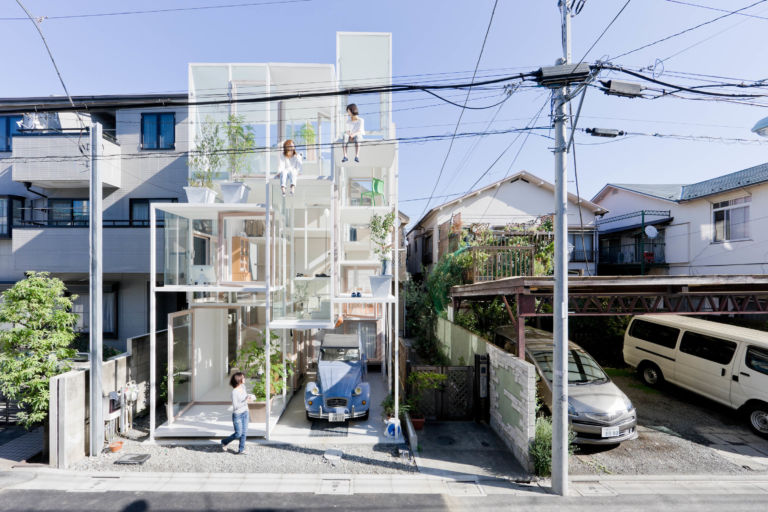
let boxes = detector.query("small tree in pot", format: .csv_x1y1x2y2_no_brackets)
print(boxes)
186,116,223,203
368,211,396,297
220,114,255,203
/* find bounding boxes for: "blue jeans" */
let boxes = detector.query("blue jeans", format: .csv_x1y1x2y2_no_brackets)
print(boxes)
222,410,249,453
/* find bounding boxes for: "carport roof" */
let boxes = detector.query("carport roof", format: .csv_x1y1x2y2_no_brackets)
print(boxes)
322,334,359,348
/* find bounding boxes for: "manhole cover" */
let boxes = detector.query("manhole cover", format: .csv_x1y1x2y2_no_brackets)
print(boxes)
437,435,456,446
317,478,352,495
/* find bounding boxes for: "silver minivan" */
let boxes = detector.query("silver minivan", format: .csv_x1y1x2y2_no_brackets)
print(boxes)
624,315,768,437
495,326,638,445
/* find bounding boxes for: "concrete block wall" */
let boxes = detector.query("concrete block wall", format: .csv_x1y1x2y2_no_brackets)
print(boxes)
434,316,536,472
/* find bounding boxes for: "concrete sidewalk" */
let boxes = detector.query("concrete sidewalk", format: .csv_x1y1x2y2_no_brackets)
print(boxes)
3,468,768,497
0,428,42,470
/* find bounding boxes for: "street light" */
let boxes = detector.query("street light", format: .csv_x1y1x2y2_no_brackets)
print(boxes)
751,116,768,137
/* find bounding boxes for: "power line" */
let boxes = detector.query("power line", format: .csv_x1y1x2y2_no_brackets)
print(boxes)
416,0,501,224
0,0,312,22
576,0,633,65
663,0,768,21
611,0,768,60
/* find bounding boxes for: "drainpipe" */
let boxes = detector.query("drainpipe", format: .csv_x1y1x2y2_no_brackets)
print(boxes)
24,182,48,198
640,211,646,276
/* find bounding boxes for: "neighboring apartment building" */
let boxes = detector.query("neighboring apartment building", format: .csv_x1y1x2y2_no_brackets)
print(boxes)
0,95,188,350
592,162,768,275
405,171,607,278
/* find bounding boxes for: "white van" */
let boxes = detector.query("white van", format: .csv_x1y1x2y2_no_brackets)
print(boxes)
623,315,768,437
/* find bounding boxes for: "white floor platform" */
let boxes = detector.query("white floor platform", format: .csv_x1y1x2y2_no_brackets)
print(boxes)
154,395,288,439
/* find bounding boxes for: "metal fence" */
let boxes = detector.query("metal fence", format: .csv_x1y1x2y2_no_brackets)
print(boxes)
0,391,20,425
599,241,666,265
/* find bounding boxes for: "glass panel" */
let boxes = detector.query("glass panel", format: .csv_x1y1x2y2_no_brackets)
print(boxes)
132,201,149,222
164,213,190,286
103,291,116,334
0,198,7,235
73,200,89,226
49,199,72,226
746,346,768,376
629,319,679,349
713,209,725,242
360,321,377,360
729,206,748,239
159,114,175,149
142,114,158,149
0,118,7,152
12,198,24,226
170,313,193,418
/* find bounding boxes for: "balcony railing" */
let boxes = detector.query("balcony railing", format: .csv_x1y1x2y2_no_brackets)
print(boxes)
599,241,666,265
468,245,535,283
15,219,162,228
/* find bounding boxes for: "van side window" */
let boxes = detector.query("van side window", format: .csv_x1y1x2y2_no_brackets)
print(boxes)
679,332,737,365
629,319,680,349
746,346,768,376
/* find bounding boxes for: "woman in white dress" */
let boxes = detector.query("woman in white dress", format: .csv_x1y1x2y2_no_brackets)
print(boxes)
278,139,302,197
342,103,364,163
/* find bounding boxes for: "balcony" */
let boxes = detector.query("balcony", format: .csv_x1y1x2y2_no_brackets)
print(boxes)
12,132,121,189
467,245,535,283
598,241,666,275
11,224,163,274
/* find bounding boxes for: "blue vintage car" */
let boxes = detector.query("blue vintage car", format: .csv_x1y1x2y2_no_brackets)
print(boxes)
305,334,370,422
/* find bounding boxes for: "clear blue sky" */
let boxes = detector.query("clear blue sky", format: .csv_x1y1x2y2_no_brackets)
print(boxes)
3,0,767,223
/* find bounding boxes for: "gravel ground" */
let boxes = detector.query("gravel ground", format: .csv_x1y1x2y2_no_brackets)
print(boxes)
570,368,768,476
71,410,416,475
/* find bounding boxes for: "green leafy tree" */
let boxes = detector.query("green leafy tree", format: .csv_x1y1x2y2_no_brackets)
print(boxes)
0,272,77,428
224,114,256,180
188,116,224,188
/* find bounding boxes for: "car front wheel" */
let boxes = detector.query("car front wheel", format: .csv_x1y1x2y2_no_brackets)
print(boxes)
639,362,664,387
747,402,768,438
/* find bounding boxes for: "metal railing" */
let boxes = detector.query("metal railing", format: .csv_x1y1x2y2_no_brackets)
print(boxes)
468,245,535,283
14,219,163,228
599,241,666,265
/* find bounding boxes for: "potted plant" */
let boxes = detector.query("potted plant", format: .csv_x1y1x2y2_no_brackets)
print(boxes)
381,393,410,421
406,371,447,430
295,122,317,161
219,114,255,203
232,329,293,423
186,117,222,203
368,211,396,297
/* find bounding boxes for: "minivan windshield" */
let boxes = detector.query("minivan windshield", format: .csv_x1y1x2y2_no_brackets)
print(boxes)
532,349,609,384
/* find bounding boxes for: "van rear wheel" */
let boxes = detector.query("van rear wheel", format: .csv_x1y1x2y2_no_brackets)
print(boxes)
639,362,663,387
747,403,768,438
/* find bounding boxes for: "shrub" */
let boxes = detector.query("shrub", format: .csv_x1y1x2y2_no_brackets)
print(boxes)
531,414,576,477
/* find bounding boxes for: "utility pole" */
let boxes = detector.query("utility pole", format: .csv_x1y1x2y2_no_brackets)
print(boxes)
552,0,571,497
89,122,104,456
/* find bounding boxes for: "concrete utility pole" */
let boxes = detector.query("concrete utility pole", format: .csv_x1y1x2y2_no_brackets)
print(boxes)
89,122,104,456
552,0,571,497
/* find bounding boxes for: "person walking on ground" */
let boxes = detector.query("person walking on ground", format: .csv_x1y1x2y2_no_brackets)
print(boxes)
279,139,302,197
342,103,364,163
221,371,254,454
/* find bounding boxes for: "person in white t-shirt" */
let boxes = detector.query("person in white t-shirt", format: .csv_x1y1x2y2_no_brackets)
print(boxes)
278,139,302,197
342,103,364,163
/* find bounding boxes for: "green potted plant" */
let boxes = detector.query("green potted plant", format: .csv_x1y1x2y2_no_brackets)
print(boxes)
232,329,293,423
381,393,410,421
406,371,447,430
219,114,255,203
368,211,396,297
295,122,317,161
186,117,223,203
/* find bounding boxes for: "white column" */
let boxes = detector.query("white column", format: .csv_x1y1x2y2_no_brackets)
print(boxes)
89,122,103,456
149,204,157,442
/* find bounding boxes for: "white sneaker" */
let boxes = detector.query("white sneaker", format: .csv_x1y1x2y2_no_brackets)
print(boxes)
239,449,248,455
221,443,227,452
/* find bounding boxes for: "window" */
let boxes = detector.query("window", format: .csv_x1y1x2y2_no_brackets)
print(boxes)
193,235,210,265
48,199,89,226
532,349,609,384
713,196,750,242
568,232,594,262
745,346,768,376
629,319,680,349
422,234,433,265
141,113,175,150
130,198,177,226
0,198,7,236
679,331,737,365
0,116,22,152
70,286,118,338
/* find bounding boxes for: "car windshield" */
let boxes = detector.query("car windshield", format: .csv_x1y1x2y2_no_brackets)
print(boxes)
532,348,609,384
321,347,360,362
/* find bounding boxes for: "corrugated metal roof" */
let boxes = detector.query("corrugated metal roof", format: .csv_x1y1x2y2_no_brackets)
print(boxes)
681,162,768,200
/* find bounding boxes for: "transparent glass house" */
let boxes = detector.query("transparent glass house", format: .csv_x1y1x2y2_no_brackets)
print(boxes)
148,33,400,440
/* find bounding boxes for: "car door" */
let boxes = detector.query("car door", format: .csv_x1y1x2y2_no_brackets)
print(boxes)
675,331,737,405
731,344,768,409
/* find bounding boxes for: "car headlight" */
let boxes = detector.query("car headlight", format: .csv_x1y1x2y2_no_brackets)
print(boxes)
310,386,321,396
568,398,578,416
622,395,634,412
353,386,363,396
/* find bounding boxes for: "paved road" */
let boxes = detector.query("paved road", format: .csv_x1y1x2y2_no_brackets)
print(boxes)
1,489,767,512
